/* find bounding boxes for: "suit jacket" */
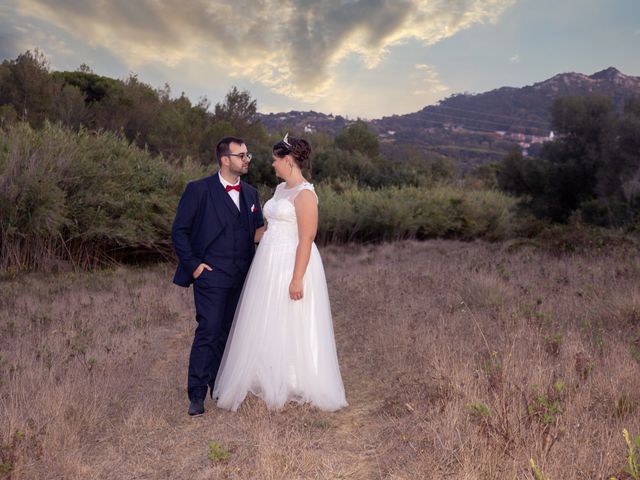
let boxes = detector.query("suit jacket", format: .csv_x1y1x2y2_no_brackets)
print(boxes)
171,173,264,288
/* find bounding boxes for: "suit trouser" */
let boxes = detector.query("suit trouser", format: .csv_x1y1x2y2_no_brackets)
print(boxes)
188,277,243,402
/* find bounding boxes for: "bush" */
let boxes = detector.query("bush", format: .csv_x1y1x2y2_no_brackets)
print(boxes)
0,123,521,271
0,122,207,270
315,180,517,244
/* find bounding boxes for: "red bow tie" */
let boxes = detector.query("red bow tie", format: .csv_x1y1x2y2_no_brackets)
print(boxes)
225,184,240,192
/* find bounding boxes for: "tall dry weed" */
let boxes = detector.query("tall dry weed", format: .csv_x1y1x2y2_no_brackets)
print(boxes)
1,241,639,478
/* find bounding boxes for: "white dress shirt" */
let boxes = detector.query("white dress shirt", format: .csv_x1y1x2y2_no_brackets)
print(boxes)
218,171,240,210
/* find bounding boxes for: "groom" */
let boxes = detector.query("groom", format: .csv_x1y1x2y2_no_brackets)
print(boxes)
171,136,264,416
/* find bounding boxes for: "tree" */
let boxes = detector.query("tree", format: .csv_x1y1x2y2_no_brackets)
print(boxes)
334,120,380,158
1,49,57,126
53,84,87,128
550,95,613,145
497,95,640,225
213,86,266,142
214,86,256,125
52,70,121,104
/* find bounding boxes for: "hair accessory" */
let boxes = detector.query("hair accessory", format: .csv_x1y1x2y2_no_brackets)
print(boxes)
283,133,291,147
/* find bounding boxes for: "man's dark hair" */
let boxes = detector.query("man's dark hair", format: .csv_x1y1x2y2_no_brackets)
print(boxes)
216,136,245,165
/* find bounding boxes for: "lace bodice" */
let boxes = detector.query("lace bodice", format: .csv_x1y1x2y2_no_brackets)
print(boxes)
262,182,316,242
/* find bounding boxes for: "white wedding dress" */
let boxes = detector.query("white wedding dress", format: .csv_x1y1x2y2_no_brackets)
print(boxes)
213,182,348,412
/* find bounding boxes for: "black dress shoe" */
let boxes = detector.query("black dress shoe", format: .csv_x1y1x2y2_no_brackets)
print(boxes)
188,398,205,416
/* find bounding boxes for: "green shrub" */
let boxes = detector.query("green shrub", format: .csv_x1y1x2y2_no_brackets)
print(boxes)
0,122,522,270
0,121,207,270
315,181,517,244
207,441,230,463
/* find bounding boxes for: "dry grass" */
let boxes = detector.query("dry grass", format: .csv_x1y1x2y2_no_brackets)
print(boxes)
1,241,640,479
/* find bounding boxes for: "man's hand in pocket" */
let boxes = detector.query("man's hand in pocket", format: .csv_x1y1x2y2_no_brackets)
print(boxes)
193,263,213,279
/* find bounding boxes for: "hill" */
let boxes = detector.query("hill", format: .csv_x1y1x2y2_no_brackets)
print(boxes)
258,68,640,167
377,67,640,135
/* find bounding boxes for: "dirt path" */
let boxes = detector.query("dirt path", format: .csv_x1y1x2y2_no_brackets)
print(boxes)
85,299,384,480
135,316,385,479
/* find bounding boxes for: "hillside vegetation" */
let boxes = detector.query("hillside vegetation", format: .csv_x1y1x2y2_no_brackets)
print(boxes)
1,50,638,272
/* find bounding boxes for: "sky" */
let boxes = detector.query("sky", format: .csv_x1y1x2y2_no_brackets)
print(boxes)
1,0,639,119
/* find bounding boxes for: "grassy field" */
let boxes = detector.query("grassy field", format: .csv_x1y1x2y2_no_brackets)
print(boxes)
1,240,640,479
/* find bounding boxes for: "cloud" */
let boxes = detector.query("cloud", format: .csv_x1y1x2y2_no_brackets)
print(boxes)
0,3,21,59
14,0,514,100
307,62,449,118
0,31,18,60
0,1,75,63
509,54,520,63
634,28,640,36
412,64,448,96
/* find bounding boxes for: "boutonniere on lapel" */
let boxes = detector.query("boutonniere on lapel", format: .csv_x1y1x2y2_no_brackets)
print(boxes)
251,204,256,213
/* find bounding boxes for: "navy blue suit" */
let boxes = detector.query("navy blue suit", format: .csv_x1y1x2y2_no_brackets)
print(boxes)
171,173,264,401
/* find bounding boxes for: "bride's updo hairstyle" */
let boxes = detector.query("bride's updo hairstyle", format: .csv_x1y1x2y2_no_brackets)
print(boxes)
273,135,312,177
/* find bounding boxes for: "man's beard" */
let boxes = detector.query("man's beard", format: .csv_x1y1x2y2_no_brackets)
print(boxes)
230,165,248,177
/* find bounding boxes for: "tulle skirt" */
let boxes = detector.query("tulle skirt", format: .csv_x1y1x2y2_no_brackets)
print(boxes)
213,232,348,412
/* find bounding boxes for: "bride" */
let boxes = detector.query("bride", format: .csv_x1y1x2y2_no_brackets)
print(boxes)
212,135,348,412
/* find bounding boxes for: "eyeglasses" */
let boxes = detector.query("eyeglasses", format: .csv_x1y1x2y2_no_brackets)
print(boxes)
226,152,252,162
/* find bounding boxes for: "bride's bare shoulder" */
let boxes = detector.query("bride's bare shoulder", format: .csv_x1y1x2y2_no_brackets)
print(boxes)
293,186,318,205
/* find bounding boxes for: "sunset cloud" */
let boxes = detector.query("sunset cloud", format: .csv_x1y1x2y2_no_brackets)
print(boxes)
413,64,449,96
13,0,515,100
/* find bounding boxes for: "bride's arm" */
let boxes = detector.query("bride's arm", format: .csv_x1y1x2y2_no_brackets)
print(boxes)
289,190,318,300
